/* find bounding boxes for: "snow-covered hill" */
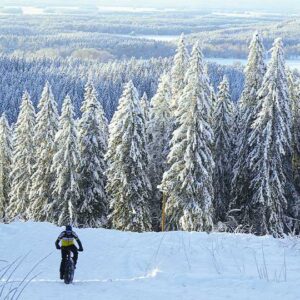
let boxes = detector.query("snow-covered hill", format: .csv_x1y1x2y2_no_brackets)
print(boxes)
0,222,300,300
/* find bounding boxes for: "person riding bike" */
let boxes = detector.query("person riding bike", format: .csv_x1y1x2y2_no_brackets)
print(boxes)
55,225,83,280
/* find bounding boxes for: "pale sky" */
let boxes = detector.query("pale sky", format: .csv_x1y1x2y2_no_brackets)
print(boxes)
0,0,299,13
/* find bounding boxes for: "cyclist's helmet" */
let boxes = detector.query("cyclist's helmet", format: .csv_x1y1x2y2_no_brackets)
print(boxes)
66,225,72,235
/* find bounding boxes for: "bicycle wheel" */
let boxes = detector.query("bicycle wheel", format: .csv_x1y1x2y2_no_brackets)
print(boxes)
64,258,75,284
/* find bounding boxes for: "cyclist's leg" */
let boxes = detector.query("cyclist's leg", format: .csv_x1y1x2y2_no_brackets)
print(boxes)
60,247,68,278
70,245,78,266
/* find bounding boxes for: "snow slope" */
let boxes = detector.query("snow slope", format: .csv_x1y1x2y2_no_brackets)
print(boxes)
0,222,300,300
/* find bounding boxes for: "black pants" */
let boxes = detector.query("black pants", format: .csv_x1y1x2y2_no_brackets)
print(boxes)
60,245,78,275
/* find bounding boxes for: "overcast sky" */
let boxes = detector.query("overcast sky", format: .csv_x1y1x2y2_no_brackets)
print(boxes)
1,0,299,13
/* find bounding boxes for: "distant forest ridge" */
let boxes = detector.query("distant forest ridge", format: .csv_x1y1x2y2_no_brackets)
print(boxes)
0,12,298,59
2,0,300,13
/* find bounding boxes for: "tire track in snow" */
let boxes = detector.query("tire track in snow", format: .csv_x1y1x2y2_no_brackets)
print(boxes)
0,268,160,284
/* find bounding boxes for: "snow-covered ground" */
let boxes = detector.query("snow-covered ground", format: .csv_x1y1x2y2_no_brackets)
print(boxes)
1,222,300,300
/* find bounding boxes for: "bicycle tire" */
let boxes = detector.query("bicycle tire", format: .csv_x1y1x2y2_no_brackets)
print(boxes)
64,258,75,284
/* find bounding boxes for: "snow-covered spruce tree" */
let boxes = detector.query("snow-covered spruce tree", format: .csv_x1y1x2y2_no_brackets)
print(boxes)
29,82,59,221
160,43,214,232
170,33,189,114
0,114,12,222
148,73,172,229
288,72,300,188
77,82,108,228
286,72,300,230
6,91,36,221
50,95,81,226
106,81,152,232
213,76,234,222
247,38,292,236
231,32,266,219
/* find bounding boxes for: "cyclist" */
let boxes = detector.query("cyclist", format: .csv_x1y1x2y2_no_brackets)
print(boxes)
55,225,84,280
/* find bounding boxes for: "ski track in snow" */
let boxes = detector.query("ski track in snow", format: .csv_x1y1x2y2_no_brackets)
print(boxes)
1,222,300,300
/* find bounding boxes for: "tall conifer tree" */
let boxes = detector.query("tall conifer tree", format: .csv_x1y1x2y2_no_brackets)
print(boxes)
50,95,81,226
7,92,36,221
160,43,214,232
77,82,108,228
0,114,12,222
231,32,266,217
213,76,234,222
148,73,172,228
289,73,300,188
106,81,152,232
247,38,292,236
29,82,59,221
